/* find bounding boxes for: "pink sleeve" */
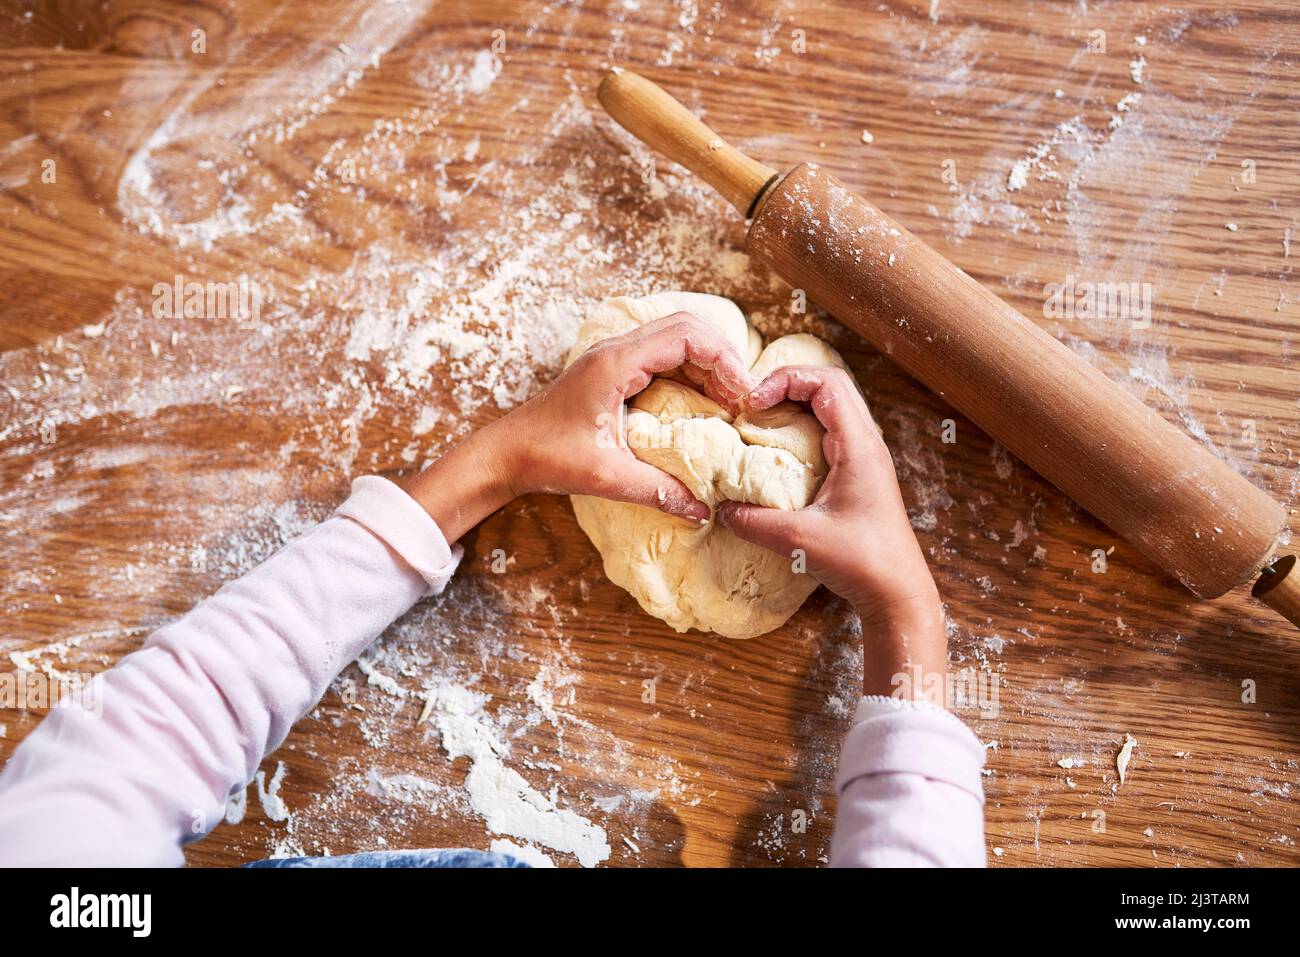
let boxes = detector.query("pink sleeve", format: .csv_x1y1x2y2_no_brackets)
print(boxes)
830,696,987,867
0,477,460,866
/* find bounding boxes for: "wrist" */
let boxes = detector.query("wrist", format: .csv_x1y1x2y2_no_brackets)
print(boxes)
855,586,948,702
472,415,527,499
401,425,517,542
848,558,940,624
854,582,941,631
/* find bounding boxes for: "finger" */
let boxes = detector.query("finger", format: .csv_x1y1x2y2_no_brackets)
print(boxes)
603,313,755,405
715,500,809,556
745,366,879,466
593,457,711,524
746,366,865,428
676,360,744,413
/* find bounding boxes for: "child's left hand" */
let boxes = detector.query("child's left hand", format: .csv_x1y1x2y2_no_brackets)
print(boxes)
403,313,754,540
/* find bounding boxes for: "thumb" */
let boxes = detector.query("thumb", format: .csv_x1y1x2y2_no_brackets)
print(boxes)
607,459,711,524
716,501,805,555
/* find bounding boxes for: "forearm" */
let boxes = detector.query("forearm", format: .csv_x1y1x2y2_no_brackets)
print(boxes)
0,477,460,866
830,582,986,867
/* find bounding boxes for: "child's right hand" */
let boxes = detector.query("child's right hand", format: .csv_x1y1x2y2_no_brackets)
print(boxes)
717,366,947,697
402,313,753,541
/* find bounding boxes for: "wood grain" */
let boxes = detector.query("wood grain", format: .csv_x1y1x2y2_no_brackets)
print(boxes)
1,0,1298,867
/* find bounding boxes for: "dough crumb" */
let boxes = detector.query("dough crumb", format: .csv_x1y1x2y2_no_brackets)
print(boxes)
1007,159,1031,192
1116,733,1138,785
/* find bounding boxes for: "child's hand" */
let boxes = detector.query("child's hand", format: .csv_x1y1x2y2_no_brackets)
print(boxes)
403,314,754,540
716,366,947,697
502,313,754,516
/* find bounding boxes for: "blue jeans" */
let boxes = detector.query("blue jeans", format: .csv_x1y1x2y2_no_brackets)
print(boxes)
246,849,531,868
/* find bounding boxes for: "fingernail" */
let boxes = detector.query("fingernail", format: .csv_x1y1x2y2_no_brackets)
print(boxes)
684,502,710,524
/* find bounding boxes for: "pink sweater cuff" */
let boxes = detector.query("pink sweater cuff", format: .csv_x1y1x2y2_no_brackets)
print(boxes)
336,476,463,594
830,698,988,867
836,700,986,805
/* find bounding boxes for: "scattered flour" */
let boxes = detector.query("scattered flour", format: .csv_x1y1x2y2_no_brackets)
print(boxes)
3,0,1294,870
419,684,610,867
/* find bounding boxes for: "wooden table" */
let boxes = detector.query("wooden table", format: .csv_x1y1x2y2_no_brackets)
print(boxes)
1,0,1297,867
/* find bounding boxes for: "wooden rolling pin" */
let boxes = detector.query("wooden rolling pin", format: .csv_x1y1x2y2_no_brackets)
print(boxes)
597,67,1300,628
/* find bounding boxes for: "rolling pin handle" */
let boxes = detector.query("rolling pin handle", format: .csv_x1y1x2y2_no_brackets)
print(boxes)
1253,554,1300,628
597,68,779,217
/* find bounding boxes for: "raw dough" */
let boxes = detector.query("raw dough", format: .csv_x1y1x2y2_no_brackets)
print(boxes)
567,291,858,639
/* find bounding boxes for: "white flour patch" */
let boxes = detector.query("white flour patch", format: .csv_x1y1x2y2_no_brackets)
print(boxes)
465,50,502,95
355,656,407,698
490,838,556,867
1129,54,1147,85
225,786,248,825
255,761,290,823
525,653,580,727
419,684,611,867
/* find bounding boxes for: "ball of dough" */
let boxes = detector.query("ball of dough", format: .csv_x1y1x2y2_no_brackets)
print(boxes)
568,292,860,640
